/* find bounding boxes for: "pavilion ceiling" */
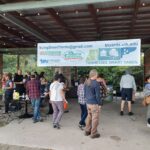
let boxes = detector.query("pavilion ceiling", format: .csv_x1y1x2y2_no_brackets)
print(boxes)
0,0,150,54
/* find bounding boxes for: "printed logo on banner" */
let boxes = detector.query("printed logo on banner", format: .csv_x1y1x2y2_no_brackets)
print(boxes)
99,47,137,60
63,51,84,61
37,39,141,66
86,49,99,64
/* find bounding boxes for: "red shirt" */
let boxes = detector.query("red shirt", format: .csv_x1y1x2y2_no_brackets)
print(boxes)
26,79,41,99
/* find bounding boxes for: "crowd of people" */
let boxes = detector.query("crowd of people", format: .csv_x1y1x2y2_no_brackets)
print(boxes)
1,68,150,139
1,70,49,114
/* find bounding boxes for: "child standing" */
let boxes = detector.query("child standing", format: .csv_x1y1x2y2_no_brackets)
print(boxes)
77,78,87,129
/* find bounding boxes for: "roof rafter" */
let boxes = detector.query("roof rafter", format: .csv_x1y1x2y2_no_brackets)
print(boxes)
88,4,101,34
0,37,26,48
0,12,57,42
46,8,79,41
0,22,35,43
0,0,116,12
0,0,57,43
128,0,141,37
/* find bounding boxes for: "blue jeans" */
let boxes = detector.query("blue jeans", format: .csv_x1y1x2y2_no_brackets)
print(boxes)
31,98,41,121
79,104,88,126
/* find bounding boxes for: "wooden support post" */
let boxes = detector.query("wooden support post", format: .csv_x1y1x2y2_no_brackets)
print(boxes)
144,51,150,78
74,67,78,81
0,54,3,89
17,54,20,70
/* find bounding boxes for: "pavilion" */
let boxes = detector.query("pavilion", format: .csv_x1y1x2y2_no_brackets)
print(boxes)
0,0,150,86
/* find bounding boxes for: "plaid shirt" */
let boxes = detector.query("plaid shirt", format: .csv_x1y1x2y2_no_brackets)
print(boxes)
26,79,40,99
77,84,86,105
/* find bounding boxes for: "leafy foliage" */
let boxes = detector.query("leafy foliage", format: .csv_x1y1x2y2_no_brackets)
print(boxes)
3,54,144,91
3,55,53,81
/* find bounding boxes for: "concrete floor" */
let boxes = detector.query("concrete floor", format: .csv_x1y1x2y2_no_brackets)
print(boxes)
0,95,150,150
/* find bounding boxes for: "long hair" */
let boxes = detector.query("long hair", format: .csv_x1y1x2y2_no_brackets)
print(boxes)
86,69,98,86
6,73,12,80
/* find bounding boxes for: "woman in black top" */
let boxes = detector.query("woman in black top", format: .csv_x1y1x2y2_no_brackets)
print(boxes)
14,69,25,95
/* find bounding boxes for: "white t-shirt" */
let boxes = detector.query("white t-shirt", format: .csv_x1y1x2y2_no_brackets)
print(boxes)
50,81,64,101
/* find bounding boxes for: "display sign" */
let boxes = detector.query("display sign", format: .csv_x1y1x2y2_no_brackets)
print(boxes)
37,39,141,66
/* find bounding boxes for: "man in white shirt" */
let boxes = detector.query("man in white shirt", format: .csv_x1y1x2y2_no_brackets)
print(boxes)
120,70,136,116
49,74,66,129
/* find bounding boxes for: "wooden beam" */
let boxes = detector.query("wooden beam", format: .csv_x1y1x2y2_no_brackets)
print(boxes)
58,5,133,14
63,12,132,20
58,17,131,25
0,0,57,42
0,37,22,48
0,22,35,43
46,8,79,41
129,0,141,37
69,22,130,28
0,0,116,12
88,4,101,36
103,30,150,35
0,12,57,42
19,8,150,19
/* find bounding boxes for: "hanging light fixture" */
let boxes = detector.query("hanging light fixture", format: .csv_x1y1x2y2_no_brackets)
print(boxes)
96,8,100,13
142,3,146,6
20,13,23,16
75,10,79,14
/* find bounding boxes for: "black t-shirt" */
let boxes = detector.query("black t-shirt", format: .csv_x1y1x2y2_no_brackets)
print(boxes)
14,74,25,94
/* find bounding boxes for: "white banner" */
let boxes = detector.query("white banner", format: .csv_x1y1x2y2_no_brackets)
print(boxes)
37,39,141,66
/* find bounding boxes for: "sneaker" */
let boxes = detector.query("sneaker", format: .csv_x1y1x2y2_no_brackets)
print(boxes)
79,124,85,127
39,118,43,122
91,133,101,139
64,110,69,113
128,112,134,116
56,124,60,129
53,124,57,128
78,124,82,128
33,120,38,123
120,111,124,116
78,124,84,130
131,101,135,104
84,131,91,136
147,123,150,128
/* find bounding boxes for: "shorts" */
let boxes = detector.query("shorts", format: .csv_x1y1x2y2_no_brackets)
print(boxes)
121,88,133,101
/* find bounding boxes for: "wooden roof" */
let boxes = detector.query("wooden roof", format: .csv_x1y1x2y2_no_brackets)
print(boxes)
0,0,150,54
